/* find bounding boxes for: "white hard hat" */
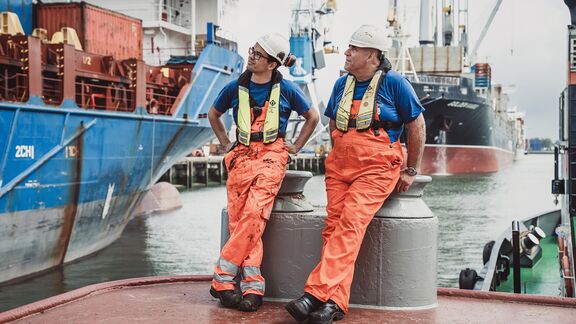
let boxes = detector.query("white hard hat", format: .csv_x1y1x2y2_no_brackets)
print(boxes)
257,33,294,67
348,24,389,52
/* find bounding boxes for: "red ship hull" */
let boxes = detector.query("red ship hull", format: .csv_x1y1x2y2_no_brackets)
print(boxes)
421,144,515,174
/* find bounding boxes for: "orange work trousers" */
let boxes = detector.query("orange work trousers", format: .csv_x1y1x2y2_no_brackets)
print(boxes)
304,128,403,313
211,138,289,296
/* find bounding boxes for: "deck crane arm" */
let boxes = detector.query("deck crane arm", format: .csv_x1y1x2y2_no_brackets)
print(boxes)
468,0,503,64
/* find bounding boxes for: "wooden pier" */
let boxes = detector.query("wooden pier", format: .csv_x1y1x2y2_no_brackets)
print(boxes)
287,153,326,174
160,154,326,188
159,156,226,188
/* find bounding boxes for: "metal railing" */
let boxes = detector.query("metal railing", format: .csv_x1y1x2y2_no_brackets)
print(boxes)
157,1,192,29
143,47,193,66
75,80,136,111
146,88,179,115
41,74,63,105
0,71,28,102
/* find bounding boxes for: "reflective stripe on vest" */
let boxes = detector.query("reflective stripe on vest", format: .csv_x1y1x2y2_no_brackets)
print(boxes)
237,86,252,145
335,70,383,132
237,83,281,145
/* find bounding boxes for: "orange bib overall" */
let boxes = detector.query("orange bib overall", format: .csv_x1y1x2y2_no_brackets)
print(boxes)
212,104,289,296
304,100,404,313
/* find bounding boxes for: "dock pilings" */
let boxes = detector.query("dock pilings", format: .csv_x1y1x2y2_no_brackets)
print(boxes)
160,154,326,187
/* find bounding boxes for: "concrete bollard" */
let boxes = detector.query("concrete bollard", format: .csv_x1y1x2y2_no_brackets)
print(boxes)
220,171,437,309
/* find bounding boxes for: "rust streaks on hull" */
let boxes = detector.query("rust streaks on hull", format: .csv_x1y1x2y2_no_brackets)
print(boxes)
55,123,85,265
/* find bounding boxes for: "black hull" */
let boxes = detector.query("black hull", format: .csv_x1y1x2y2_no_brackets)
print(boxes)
410,75,518,173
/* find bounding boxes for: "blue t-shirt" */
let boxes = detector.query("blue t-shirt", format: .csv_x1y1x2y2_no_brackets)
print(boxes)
213,78,311,134
324,70,424,142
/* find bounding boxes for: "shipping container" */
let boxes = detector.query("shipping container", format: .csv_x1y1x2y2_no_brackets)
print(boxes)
0,0,33,34
388,46,464,74
473,63,492,88
35,1,143,60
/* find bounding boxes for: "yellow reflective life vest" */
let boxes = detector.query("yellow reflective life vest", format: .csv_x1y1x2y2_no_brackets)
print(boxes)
237,71,281,146
335,70,385,132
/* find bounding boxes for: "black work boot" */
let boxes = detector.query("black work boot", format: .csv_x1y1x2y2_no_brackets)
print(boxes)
209,287,242,308
284,293,324,322
237,293,263,312
308,300,344,324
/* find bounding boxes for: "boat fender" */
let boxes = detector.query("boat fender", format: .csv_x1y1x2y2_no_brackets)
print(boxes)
558,236,565,262
562,255,574,297
483,240,496,265
459,268,478,290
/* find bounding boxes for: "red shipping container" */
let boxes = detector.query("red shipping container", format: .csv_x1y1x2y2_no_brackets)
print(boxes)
35,1,143,60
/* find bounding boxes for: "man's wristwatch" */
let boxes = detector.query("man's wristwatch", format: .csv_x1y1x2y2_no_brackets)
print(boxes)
406,167,418,177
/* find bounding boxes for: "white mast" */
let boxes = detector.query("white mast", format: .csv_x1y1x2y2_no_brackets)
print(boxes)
419,0,434,46
442,0,454,46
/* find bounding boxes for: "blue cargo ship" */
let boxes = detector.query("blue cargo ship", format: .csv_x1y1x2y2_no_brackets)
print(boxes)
0,9,242,283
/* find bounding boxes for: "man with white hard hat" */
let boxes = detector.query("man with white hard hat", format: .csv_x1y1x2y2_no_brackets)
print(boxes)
286,24,426,324
208,33,319,312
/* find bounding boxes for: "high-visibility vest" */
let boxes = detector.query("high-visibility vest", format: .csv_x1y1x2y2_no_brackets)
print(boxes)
237,71,281,145
335,70,386,132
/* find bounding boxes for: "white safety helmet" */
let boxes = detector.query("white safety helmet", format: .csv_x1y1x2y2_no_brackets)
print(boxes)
257,33,295,67
348,24,389,53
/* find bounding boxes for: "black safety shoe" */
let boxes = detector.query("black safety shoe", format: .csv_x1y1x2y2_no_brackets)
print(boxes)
209,287,242,308
308,300,344,324
284,293,324,322
237,293,263,312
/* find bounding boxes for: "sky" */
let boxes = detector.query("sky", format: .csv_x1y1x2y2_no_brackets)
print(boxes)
221,0,569,139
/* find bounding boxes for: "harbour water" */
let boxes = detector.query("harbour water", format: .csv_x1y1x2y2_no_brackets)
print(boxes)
0,154,554,312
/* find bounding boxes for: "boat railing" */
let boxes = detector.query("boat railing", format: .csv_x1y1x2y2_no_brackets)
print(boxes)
159,3,192,29
145,88,180,115
75,79,136,112
194,35,238,55
120,1,193,30
0,71,28,102
0,34,30,102
143,47,193,66
41,75,63,105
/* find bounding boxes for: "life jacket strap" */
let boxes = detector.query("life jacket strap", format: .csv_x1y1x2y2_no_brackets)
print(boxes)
348,119,402,130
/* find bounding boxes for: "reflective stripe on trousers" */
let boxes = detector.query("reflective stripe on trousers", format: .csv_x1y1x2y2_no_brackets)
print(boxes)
211,138,288,296
212,257,239,289
241,265,265,295
304,128,403,313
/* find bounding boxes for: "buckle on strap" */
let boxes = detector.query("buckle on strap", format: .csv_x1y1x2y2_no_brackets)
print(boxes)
347,119,402,130
250,132,264,141
249,132,286,142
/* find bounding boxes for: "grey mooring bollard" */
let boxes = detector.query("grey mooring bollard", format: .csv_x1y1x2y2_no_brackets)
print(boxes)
220,171,437,309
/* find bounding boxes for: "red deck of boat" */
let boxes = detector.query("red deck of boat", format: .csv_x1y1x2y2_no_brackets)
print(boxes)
1,275,575,323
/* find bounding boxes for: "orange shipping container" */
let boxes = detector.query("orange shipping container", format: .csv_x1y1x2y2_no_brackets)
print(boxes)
35,2,143,60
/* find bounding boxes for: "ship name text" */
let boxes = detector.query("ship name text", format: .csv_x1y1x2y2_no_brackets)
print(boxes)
15,145,34,159
447,101,479,110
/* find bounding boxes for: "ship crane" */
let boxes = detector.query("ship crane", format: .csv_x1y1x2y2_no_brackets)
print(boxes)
468,0,503,65
387,0,402,48
386,0,419,82
286,0,338,148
